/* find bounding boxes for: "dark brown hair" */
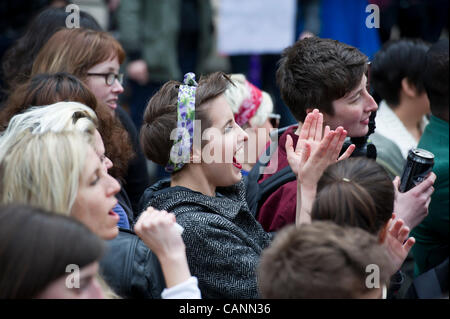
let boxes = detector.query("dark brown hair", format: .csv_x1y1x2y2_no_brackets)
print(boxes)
0,72,133,181
140,72,233,170
312,158,394,235
258,221,393,299
276,37,368,122
0,204,105,299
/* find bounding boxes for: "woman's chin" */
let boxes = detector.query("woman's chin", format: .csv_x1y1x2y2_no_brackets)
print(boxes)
102,227,119,241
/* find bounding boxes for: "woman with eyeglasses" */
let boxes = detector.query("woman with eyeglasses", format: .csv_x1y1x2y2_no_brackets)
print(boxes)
0,72,135,228
31,27,150,215
224,74,280,174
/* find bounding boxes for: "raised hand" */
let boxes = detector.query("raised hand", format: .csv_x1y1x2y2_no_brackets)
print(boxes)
286,109,323,178
286,109,354,179
383,213,415,274
134,207,191,288
293,125,355,226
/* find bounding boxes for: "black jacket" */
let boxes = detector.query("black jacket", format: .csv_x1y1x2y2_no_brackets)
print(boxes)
99,228,166,299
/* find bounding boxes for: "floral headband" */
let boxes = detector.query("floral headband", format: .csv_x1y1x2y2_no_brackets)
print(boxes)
165,73,197,173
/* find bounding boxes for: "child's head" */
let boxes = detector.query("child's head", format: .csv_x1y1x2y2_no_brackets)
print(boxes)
141,72,248,187
258,221,392,299
277,37,377,137
312,158,394,239
371,39,430,112
423,39,449,122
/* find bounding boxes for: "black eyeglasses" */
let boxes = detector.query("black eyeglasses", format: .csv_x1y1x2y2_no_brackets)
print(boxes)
268,113,281,128
87,72,124,86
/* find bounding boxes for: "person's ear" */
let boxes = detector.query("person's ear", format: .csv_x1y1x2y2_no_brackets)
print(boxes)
401,78,419,98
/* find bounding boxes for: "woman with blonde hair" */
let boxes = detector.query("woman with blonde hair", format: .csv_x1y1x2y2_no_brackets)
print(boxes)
0,103,201,299
0,129,121,239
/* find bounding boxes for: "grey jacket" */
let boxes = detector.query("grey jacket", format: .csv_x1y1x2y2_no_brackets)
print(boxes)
139,179,273,299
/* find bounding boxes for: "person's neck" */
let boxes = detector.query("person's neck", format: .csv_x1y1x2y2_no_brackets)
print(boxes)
170,164,216,197
392,101,424,141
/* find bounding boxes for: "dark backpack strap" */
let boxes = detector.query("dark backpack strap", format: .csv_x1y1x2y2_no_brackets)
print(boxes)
245,143,273,217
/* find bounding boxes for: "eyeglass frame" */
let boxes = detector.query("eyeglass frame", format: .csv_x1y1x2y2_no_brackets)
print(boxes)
86,72,124,86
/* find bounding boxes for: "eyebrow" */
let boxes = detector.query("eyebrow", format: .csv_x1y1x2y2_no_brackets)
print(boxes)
222,119,233,129
348,88,363,100
88,168,100,183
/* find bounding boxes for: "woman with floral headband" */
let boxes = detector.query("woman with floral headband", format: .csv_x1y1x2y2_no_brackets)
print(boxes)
139,71,354,298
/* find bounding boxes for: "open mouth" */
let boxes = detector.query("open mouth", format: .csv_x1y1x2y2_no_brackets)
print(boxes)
233,156,242,170
107,101,117,110
108,201,120,222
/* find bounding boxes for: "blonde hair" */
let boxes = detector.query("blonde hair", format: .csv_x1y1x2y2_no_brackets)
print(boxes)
0,101,97,161
0,130,91,215
224,74,274,127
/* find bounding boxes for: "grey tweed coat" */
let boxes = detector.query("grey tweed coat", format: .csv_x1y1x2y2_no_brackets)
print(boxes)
139,178,273,299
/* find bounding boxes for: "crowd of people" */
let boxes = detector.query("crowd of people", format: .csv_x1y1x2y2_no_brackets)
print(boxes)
0,3,448,300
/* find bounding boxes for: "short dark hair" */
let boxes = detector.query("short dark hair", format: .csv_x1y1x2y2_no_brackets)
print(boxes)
371,39,430,107
276,37,368,122
312,158,394,235
423,39,449,119
140,72,233,170
258,221,393,299
0,204,105,299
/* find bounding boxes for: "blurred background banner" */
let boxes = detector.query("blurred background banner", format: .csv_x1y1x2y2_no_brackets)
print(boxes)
217,0,297,55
